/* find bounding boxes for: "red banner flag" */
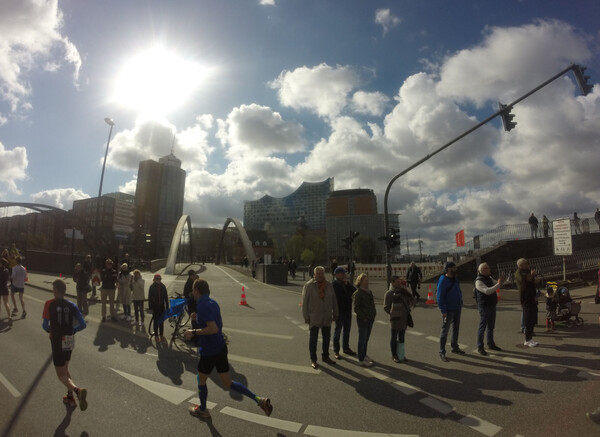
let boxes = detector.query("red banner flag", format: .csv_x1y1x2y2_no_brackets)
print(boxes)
455,229,465,247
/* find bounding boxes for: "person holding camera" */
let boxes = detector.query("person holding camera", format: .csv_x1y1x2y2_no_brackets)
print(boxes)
515,258,539,347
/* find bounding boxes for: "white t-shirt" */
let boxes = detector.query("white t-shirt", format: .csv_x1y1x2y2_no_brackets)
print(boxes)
11,265,27,288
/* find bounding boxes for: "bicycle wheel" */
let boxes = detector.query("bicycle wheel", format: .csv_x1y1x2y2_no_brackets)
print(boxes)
148,315,156,336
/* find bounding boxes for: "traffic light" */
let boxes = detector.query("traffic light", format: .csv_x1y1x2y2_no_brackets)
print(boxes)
572,64,593,96
342,236,353,251
389,228,400,248
498,103,517,132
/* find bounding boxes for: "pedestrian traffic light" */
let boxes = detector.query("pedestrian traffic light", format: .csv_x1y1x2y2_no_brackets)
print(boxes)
389,228,400,248
498,102,517,132
572,64,593,96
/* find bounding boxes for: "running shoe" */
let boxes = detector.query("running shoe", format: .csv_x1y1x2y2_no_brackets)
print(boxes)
189,405,211,419
62,394,77,407
21,311,27,319
11,308,18,315
76,387,87,411
258,397,273,416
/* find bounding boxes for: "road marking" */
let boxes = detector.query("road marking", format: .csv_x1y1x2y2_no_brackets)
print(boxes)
407,330,424,336
304,424,417,436
225,327,294,340
220,406,303,433
419,396,454,415
459,415,502,436
502,357,530,365
375,320,386,325
392,380,420,396
538,364,566,373
186,397,217,410
578,370,600,380
228,353,320,374
213,265,247,288
425,336,438,342
110,368,195,405
0,371,21,397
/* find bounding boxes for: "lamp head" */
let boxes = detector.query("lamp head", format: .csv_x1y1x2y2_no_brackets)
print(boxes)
104,117,114,126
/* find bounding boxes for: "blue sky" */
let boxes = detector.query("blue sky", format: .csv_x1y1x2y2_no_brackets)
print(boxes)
1,0,599,254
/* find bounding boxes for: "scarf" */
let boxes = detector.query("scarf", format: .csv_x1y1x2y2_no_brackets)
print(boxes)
317,280,327,300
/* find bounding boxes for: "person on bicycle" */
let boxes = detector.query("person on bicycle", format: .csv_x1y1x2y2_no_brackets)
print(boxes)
184,278,273,419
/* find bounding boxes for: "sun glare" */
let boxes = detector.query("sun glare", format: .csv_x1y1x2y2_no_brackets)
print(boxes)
113,46,209,116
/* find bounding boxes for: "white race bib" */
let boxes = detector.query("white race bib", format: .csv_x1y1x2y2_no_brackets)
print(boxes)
62,335,75,351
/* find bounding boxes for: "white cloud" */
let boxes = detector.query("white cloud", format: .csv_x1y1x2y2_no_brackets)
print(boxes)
375,9,401,36
259,0,276,5
270,63,360,118
217,104,305,159
351,91,390,116
0,142,28,194
31,188,89,210
0,0,82,113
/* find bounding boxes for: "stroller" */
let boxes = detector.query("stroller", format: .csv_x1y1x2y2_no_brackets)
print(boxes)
553,286,584,327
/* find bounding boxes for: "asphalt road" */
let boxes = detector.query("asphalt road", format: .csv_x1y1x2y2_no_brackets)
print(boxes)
1,265,599,437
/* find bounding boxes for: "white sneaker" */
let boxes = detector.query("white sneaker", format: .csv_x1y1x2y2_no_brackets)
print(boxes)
359,360,372,367
126,316,131,322
524,340,538,347
529,340,539,346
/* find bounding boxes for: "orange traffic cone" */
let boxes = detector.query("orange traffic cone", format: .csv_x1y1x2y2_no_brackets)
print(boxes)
239,286,248,306
496,288,501,301
426,285,435,305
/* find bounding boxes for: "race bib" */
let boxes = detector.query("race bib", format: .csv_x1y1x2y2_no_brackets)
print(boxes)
62,335,75,351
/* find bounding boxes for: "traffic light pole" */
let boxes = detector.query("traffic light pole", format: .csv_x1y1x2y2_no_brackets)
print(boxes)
383,64,584,286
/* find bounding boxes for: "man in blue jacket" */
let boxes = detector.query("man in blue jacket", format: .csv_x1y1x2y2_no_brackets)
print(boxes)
437,262,464,362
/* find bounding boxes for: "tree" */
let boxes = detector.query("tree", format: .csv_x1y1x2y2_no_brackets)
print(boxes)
300,248,315,265
286,235,305,261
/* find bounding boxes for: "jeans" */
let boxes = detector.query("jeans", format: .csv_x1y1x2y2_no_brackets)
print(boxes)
439,309,461,354
76,291,88,315
309,326,331,362
477,305,496,348
409,282,420,299
522,305,537,341
390,328,406,355
356,318,374,361
333,311,352,353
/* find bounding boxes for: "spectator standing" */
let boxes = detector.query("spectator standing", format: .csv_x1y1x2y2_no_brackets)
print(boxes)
10,256,27,318
383,276,415,363
100,259,117,322
82,254,95,299
289,259,297,280
117,263,132,322
474,263,504,355
42,279,88,410
347,259,356,284
148,274,169,342
73,263,89,315
573,212,581,235
330,259,338,279
184,278,273,419
515,258,539,347
130,269,146,327
545,287,557,331
595,208,600,231
0,258,11,322
301,266,338,369
437,262,465,362
331,267,356,359
528,213,539,239
542,215,550,238
353,273,377,367
406,261,423,302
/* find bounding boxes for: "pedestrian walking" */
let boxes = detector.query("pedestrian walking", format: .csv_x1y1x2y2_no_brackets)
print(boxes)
42,279,88,410
515,258,539,347
117,263,132,322
302,266,339,369
100,258,117,322
131,269,146,327
331,267,356,359
148,274,169,342
573,212,581,234
10,256,27,318
406,262,423,302
73,263,89,315
474,263,504,355
437,262,465,362
184,278,273,419
383,276,415,363
83,254,95,299
353,273,376,367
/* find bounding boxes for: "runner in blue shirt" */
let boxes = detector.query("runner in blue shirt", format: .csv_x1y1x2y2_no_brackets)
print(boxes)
184,278,273,419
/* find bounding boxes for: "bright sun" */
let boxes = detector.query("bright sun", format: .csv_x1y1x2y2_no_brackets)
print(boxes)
113,46,209,116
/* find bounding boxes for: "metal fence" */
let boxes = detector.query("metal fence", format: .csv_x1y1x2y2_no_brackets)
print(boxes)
449,214,599,256
496,247,600,285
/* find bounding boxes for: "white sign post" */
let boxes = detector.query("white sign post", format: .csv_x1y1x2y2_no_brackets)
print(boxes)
552,219,572,281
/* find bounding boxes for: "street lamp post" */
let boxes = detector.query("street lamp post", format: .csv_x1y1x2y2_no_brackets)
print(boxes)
98,117,115,198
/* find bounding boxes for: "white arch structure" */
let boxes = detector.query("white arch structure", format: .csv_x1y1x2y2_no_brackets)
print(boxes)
165,215,193,275
215,217,256,266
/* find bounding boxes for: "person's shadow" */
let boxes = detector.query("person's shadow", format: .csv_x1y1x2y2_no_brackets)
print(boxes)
53,403,75,437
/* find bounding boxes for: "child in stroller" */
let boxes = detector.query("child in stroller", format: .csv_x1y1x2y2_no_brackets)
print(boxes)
553,286,584,327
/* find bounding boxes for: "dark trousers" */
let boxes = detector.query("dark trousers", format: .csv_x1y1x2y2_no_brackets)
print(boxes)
153,309,165,336
409,282,420,299
309,326,331,362
439,309,461,354
477,305,496,348
133,300,144,322
333,311,352,353
390,328,406,355
522,305,537,341
356,318,374,361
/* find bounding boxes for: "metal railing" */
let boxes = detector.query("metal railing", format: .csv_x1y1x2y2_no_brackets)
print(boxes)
449,215,599,256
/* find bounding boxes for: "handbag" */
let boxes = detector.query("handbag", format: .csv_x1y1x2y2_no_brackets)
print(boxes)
407,311,414,328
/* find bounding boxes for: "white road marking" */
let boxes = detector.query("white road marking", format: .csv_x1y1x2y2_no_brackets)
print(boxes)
375,320,387,325
213,265,247,288
0,371,21,397
228,353,320,374
419,396,454,415
392,380,420,396
225,327,294,340
304,424,417,436
110,368,195,405
459,414,502,437
425,336,438,342
186,397,217,410
502,357,531,366
538,364,567,373
406,330,424,336
220,406,303,433
578,370,600,380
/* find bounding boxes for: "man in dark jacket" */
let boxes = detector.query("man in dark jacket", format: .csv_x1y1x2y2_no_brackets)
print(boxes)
406,262,423,302
515,258,539,347
331,267,356,359
148,274,169,342
437,262,464,362
528,213,539,239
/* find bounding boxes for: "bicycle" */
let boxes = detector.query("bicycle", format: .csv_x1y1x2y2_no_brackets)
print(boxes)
148,291,191,344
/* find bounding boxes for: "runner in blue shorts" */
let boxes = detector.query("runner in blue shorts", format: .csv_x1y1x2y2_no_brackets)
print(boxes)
184,278,273,419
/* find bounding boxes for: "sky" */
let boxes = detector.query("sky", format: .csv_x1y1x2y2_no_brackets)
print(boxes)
1,0,599,255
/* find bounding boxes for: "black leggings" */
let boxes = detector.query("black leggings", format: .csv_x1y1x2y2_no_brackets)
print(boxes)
153,309,164,336
133,301,144,321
